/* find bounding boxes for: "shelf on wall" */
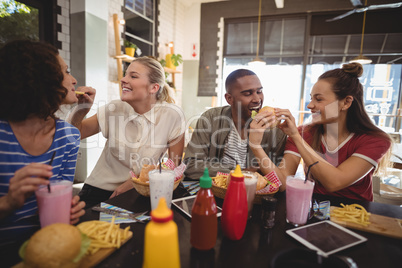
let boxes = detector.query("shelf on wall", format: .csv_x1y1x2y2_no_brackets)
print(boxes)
113,54,182,74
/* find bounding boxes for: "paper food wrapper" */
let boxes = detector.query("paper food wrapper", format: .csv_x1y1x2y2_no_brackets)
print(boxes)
130,158,186,183
99,202,150,223
214,170,281,194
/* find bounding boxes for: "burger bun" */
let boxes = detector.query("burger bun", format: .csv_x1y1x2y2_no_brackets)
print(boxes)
24,223,83,268
253,106,278,128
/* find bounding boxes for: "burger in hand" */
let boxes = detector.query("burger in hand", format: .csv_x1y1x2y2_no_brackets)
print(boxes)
19,223,91,268
251,106,278,128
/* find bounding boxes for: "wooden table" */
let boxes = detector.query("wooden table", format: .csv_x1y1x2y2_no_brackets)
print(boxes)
79,183,402,268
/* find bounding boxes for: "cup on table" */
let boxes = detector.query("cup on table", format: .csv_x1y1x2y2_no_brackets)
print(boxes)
243,171,258,219
149,169,175,210
35,180,73,228
286,175,315,227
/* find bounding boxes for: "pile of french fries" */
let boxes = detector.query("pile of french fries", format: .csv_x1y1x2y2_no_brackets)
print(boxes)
212,174,229,188
331,203,371,226
77,217,131,255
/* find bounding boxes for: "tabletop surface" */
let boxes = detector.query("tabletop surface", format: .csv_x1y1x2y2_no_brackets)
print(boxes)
78,182,402,268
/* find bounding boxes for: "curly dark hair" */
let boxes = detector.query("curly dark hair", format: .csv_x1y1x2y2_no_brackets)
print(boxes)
0,40,67,121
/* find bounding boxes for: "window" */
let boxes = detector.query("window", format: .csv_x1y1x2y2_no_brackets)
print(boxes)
124,0,155,56
222,17,306,114
0,0,39,47
222,12,402,134
0,0,57,48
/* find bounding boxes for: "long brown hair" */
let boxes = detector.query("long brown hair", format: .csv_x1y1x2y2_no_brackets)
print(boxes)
132,57,175,103
308,62,392,174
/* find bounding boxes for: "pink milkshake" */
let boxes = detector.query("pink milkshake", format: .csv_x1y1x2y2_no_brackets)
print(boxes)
286,176,315,226
35,180,72,228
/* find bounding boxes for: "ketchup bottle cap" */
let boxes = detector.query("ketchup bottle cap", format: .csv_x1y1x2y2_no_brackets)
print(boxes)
231,165,243,178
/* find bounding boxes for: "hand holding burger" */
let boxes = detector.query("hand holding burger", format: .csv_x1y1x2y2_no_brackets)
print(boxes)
251,106,278,129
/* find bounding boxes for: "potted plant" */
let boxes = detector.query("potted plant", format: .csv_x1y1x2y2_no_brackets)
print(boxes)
124,40,137,57
165,53,183,70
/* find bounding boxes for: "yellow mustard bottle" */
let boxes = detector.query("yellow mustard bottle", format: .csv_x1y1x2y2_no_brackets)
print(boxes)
143,197,180,268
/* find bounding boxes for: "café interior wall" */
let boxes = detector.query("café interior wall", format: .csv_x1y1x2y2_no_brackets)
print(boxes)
179,1,213,129
70,0,109,183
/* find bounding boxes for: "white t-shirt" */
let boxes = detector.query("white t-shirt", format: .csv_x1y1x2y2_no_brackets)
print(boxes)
85,100,185,191
221,124,248,169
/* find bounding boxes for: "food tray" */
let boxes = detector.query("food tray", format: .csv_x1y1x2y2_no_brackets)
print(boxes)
211,183,278,204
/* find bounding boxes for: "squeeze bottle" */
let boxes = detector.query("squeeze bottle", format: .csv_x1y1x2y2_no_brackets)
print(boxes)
221,165,248,240
143,197,180,268
190,168,218,250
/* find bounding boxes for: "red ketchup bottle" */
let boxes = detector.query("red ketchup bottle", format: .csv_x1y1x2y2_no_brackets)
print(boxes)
221,165,248,240
190,168,218,250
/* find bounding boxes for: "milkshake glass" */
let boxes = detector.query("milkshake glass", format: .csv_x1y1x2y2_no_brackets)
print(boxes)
149,170,175,210
35,180,73,228
286,175,315,226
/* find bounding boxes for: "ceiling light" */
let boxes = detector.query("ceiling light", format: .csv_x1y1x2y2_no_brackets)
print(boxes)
275,0,284,9
248,57,266,67
249,0,265,66
350,55,372,65
349,0,371,65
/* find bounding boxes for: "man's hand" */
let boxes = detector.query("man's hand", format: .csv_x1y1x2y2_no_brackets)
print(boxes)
249,110,275,147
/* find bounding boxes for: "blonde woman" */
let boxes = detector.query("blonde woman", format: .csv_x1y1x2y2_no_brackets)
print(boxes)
70,57,185,208
249,63,391,201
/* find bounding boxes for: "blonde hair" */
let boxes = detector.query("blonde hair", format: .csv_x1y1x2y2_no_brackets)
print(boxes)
132,56,175,103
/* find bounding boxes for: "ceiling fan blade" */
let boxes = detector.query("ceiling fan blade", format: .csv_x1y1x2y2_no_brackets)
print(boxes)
350,0,364,8
326,9,357,22
366,2,402,11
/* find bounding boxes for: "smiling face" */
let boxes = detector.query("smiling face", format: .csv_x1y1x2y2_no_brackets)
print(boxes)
225,75,264,124
58,55,78,104
307,79,344,125
120,61,159,103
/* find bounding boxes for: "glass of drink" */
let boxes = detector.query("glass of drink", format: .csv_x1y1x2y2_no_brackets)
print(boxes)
243,171,258,219
286,175,315,227
149,169,175,210
35,180,73,228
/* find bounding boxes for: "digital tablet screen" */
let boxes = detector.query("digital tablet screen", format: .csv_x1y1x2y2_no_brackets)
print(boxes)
172,195,222,218
286,220,367,257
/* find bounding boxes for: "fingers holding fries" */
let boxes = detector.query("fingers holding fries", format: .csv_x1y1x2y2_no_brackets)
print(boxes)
77,218,132,255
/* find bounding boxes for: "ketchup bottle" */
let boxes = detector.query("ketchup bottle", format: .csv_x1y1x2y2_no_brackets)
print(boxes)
190,168,218,250
221,165,248,240
143,197,180,268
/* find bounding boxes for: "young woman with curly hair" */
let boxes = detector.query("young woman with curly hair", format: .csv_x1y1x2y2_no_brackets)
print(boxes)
0,40,87,265
249,62,391,201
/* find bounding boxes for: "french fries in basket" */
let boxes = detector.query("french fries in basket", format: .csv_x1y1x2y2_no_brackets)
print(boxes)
212,174,229,188
330,203,371,227
77,217,131,255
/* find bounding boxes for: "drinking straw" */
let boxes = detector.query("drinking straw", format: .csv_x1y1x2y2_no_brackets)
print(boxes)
158,152,164,173
305,161,319,184
47,151,56,193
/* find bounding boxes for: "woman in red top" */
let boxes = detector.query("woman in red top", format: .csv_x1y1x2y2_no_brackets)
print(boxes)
249,62,392,201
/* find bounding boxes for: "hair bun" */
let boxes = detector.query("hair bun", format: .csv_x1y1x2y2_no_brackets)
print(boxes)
341,62,363,78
